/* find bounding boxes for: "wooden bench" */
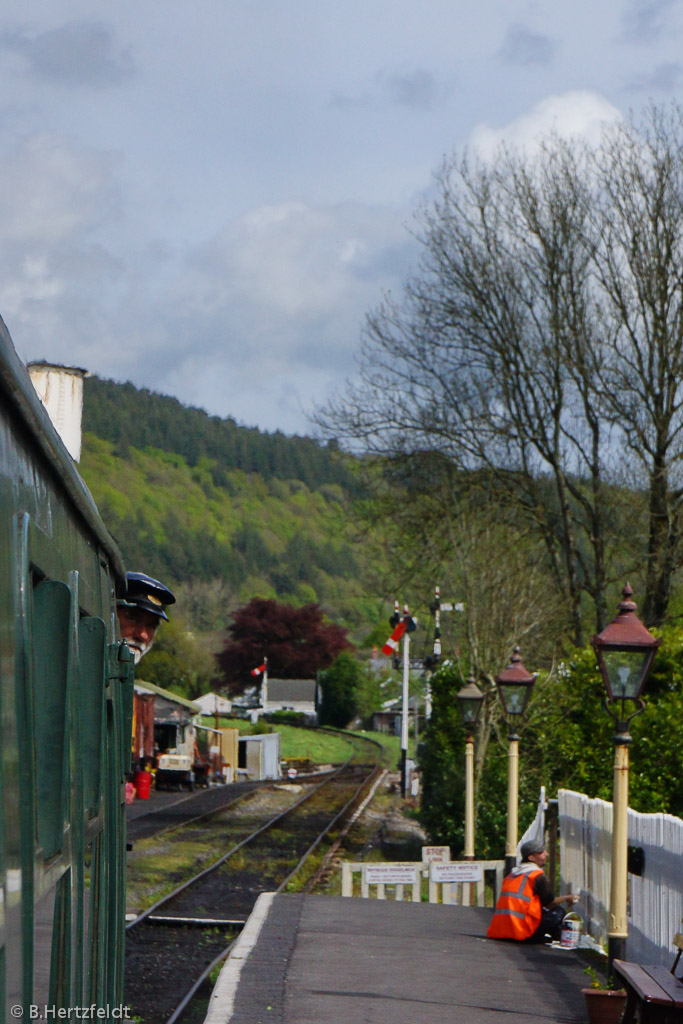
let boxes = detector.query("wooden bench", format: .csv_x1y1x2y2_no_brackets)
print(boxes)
613,931,683,1023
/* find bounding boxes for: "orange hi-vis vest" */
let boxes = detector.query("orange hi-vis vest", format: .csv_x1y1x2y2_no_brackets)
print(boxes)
487,866,544,940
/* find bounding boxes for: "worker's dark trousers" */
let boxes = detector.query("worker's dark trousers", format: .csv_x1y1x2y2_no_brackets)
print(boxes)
524,907,566,944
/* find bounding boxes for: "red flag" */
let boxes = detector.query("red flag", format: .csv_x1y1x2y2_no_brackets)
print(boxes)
382,620,407,656
251,663,267,676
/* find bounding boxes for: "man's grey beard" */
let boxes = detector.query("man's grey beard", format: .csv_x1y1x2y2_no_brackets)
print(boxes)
129,640,154,664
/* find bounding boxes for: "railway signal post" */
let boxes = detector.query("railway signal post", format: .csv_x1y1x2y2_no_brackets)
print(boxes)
383,602,417,797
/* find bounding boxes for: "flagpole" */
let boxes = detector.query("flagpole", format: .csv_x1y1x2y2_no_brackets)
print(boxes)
261,658,268,715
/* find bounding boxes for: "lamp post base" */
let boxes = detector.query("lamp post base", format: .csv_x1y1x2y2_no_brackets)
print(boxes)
608,935,627,975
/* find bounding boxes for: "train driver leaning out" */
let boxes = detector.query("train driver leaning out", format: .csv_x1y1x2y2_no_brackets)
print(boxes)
487,838,579,944
117,571,176,663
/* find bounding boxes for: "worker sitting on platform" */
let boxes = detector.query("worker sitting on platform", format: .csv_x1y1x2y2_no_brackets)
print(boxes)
487,838,579,943
117,571,175,664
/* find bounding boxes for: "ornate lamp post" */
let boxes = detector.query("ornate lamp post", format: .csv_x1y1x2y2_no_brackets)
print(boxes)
496,646,537,875
455,677,485,861
591,583,660,969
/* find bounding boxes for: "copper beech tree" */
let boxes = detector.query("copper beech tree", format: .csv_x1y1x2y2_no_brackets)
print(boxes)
217,598,351,694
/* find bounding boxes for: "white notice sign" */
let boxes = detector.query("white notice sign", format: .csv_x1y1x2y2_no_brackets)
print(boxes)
430,862,483,884
364,863,418,885
422,846,451,864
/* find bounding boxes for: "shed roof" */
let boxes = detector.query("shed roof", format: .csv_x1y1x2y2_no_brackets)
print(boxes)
134,680,201,713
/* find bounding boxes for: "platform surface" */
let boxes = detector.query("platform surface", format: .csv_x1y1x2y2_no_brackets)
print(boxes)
208,893,591,1024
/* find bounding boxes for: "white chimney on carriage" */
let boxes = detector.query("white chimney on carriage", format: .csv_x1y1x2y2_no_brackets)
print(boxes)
27,361,90,462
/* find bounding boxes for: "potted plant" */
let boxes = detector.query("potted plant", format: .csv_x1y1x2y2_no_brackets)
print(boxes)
581,965,627,1024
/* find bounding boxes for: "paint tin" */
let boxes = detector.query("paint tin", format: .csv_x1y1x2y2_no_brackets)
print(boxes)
560,912,583,949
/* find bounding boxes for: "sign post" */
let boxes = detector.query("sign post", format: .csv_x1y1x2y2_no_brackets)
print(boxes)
430,861,484,907
421,846,450,864
362,862,420,902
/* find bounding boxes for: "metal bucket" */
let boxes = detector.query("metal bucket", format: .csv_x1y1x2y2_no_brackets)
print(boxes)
560,911,583,949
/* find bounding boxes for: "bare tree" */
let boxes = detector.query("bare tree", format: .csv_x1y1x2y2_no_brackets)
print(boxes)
319,104,683,632
591,105,683,625
322,138,612,641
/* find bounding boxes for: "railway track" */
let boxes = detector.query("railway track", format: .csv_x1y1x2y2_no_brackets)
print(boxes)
127,770,341,843
125,760,380,1024
127,780,265,842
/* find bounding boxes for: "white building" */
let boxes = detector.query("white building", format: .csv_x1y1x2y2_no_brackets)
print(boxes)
263,678,319,721
194,692,232,716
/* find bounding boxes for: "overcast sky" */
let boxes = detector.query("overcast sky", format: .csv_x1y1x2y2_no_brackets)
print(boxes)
0,1,681,435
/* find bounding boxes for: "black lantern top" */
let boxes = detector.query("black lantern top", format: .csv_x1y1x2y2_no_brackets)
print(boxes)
496,646,537,717
590,583,660,703
456,676,485,731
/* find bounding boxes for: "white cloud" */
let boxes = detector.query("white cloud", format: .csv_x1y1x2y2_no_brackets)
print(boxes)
0,132,123,343
2,187,416,434
176,200,414,341
0,133,120,244
141,199,418,431
469,91,623,160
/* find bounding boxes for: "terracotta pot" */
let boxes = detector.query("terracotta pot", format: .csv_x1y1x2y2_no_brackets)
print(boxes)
581,987,627,1024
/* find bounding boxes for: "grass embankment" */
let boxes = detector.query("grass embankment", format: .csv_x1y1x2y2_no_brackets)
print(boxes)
200,717,403,767
347,729,417,769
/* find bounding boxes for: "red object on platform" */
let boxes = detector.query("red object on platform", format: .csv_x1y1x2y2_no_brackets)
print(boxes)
134,771,151,800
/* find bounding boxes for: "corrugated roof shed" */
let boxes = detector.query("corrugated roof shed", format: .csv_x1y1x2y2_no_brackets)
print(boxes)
134,680,201,714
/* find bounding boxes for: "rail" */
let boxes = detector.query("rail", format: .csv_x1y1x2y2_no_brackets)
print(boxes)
126,758,358,931
126,760,379,1024
277,763,383,892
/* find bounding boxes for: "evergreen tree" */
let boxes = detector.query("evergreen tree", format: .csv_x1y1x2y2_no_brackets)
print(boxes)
83,375,359,491
318,651,361,727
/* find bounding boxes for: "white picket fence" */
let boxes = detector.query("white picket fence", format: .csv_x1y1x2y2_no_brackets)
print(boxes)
559,789,683,966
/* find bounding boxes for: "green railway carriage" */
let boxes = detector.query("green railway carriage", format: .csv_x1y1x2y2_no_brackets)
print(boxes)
0,316,134,1021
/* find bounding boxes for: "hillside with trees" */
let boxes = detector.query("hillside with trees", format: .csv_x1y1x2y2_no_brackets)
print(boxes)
83,376,356,492
80,430,382,640
78,383,391,698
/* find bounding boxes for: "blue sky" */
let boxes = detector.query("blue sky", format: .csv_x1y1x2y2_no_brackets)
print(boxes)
0,0,680,434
